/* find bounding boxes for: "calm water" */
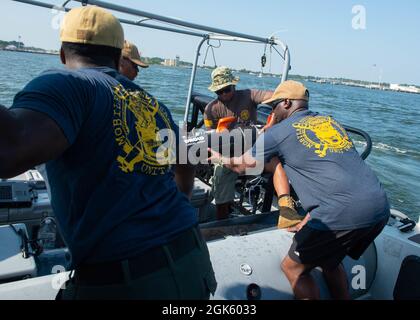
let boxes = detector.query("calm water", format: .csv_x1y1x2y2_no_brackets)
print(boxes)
1,50,419,221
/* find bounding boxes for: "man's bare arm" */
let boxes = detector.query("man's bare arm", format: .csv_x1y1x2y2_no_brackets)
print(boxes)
173,136,196,199
208,148,258,175
251,89,274,105
174,164,196,199
0,105,69,178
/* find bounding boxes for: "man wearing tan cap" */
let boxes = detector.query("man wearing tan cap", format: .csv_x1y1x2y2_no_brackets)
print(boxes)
119,40,149,81
204,66,273,220
210,80,390,300
0,6,216,300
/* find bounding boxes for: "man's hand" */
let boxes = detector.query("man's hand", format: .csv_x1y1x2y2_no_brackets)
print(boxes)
207,148,258,175
260,112,278,133
287,213,311,233
207,148,226,166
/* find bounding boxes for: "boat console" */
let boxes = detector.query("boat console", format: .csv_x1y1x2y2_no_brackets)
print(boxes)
0,172,53,239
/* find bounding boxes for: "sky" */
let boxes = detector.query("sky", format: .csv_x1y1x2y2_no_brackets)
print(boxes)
0,0,419,85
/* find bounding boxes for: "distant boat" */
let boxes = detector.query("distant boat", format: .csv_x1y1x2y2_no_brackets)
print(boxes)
258,72,263,78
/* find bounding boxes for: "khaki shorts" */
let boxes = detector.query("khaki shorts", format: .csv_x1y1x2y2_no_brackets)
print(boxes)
210,163,238,205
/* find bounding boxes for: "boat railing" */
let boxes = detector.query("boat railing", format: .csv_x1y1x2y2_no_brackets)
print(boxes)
12,0,291,127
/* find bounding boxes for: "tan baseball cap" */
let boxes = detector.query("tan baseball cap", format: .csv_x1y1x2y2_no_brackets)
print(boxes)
263,80,310,105
60,6,124,49
122,41,149,68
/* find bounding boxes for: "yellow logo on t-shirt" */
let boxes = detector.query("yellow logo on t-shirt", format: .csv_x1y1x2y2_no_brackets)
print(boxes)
293,116,353,158
112,84,174,175
240,110,250,121
204,119,213,128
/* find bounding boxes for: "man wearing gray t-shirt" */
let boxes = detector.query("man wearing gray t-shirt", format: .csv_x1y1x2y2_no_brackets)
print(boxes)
209,80,390,300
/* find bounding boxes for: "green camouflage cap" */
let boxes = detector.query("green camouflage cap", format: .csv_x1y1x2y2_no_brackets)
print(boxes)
208,66,239,92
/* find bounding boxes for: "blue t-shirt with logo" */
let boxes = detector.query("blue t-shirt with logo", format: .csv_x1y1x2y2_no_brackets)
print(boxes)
12,67,197,267
252,109,390,231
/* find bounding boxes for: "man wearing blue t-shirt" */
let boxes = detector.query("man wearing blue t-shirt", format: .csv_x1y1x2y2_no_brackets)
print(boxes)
0,6,216,299
210,80,390,300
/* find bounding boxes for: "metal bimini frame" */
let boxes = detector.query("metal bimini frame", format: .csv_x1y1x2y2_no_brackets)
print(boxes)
12,0,291,125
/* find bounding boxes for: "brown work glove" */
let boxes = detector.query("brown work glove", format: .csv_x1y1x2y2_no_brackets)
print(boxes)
277,195,304,229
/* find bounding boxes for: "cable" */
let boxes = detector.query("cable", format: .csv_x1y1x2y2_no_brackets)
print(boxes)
61,0,71,7
203,40,221,67
271,45,285,60
9,225,30,259
247,177,264,213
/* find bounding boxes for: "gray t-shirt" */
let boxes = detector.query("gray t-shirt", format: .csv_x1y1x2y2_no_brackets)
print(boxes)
252,109,390,231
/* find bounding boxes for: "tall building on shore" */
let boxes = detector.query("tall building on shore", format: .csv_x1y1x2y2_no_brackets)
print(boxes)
163,56,179,67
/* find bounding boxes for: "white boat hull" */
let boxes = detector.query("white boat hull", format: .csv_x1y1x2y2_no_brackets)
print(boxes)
0,210,418,300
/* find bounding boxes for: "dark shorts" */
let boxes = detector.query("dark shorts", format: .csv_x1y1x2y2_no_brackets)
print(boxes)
288,218,388,269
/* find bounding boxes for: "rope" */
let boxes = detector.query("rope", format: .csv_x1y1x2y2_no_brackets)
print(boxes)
203,40,221,67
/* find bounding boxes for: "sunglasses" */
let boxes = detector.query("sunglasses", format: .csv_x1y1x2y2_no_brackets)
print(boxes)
268,99,285,110
124,58,139,71
216,86,233,95
130,61,139,71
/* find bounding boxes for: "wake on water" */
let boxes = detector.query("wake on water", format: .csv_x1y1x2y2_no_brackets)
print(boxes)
353,140,419,157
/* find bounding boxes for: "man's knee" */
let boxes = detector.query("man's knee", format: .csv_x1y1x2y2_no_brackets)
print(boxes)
280,259,289,274
281,256,305,277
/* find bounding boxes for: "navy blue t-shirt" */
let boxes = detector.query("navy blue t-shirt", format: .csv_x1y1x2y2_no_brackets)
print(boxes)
252,109,390,231
12,67,197,267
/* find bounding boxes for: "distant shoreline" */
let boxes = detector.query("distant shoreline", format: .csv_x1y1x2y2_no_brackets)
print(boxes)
0,48,58,56
304,79,420,95
1,49,419,95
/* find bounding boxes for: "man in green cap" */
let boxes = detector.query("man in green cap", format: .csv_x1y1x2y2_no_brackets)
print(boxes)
0,5,216,300
204,66,273,220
